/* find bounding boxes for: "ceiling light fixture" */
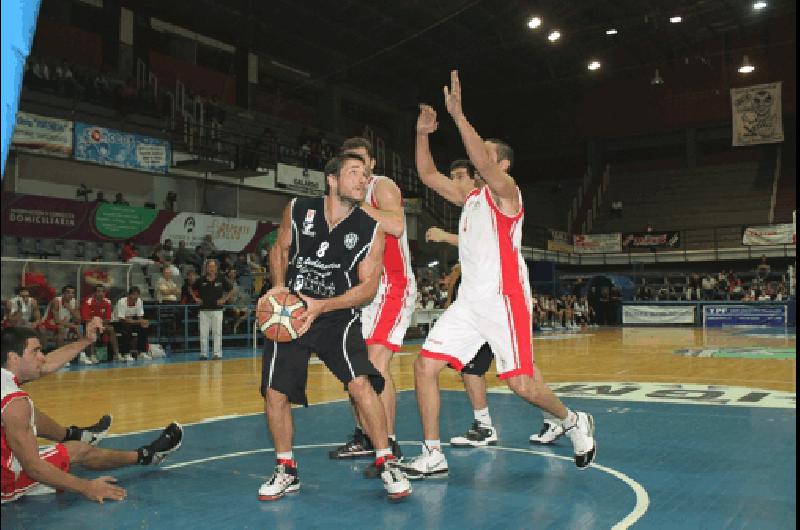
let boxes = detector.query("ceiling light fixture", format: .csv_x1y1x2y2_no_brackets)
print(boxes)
588,60,601,71
753,1,767,10
527,16,542,29
738,55,755,73
651,68,664,85
548,30,561,42
606,29,618,35
669,16,682,23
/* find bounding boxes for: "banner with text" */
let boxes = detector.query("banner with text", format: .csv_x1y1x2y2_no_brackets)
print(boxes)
742,223,795,245
547,229,574,252
703,304,787,328
74,122,170,174
623,305,696,325
160,212,259,253
11,112,72,157
731,82,784,146
573,233,621,253
622,231,681,249
275,163,324,196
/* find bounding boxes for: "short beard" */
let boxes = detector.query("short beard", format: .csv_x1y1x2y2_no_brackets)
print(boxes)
337,190,361,208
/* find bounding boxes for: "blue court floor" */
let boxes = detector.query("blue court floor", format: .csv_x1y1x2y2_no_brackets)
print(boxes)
2,389,795,529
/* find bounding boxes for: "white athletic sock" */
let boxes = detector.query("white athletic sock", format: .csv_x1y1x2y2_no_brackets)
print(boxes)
388,434,396,442
424,440,441,452
276,451,294,461
542,411,558,422
375,448,391,459
560,410,577,430
473,407,493,427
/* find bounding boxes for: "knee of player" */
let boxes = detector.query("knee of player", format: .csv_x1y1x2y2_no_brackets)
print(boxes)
413,355,440,377
62,440,92,464
346,376,373,396
505,374,532,395
264,388,289,408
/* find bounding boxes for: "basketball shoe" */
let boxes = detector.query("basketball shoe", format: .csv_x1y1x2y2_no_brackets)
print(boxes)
137,423,183,465
450,421,498,447
564,412,596,468
529,419,565,444
258,462,300,501
328,427,375,459
363,438,404,478
65,414,113,446
398,443,448,480
379,457,412,501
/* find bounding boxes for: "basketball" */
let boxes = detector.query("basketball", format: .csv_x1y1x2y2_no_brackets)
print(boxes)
256,292,306,342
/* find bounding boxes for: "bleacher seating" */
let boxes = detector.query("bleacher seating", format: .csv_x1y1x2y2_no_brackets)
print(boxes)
592,163,772,243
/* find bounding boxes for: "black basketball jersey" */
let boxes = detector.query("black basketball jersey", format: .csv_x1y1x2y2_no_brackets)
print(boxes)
286,197,378,319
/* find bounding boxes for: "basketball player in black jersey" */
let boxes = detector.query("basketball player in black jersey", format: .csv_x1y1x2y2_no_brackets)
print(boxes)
256,153,411,502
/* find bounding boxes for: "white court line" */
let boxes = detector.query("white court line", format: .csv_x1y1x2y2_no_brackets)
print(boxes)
161,441,649,530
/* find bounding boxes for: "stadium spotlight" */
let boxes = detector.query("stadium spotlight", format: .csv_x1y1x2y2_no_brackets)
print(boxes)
605,29,618,35
669,16,682,23
651,68,664,85
738,55,755,73
527,16,542,29
753,1,767,10
547,30,561,42
588,60,601,71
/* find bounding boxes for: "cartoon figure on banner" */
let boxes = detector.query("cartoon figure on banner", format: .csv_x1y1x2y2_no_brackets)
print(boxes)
733,86,781,143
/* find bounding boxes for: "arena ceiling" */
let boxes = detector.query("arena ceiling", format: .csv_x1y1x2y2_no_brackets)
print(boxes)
133,0,796,107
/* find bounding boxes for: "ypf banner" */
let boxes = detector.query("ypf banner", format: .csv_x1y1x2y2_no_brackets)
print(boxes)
573,233,621,253
731,82,784,146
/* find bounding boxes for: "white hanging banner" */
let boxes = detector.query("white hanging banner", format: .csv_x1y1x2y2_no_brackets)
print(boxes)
742,223,795,245
731,82,784,146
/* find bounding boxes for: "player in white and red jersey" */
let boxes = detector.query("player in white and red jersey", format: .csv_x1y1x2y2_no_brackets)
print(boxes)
328,138,416,468
399,71,596,479
38,285,82,349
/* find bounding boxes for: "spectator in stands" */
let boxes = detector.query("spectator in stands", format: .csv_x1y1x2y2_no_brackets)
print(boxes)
121,240,154,265
82,260,113,302
40,285,82,350
191,259,233,360
635,281,652,301
225,269,251,335
95,192,108,203
157,239,175,264
220,254,234,274
180,270,199,305
113,286,150,361
757,255,771,279
114,193,130,206
701,274,716,300
200,235,217,257
189,245,206,271
729,275,744,300
5,287,43,335
156,266,181,304
174,240,194,268
716,271,729,300
234,252,253,294
686,273,702,301
80,285,118,364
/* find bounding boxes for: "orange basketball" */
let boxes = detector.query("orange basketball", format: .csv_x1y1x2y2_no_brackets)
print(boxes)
256,292,306,342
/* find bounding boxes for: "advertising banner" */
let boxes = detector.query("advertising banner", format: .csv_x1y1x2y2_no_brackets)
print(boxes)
11,111,72,157
160,212,259,253
742,223,795,245
703,304,787,328
622,231,681,249
623,305,696,325
547,240,574,252
74,122,170,174
275,163,324,196
573,233,621,253
731,82,784,146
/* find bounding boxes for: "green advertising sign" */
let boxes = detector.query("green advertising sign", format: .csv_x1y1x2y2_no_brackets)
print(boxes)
94,204,158,239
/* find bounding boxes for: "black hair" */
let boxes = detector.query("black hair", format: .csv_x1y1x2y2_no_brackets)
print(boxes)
341,137,374,159
128,286,141,295
61,285,75,294
1,327,39,367
449,159,476,178
486,138,514,169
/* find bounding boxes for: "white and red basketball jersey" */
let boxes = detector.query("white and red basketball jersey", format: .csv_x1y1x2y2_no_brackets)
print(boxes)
1,368,35,501
458,186,531,302
364,175,416,296
47,296,77,323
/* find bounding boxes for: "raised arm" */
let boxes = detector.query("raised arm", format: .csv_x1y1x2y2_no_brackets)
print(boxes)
360,178,405,238
425,226,458,247
416,104,469,206
41,317,103,374
444,70,519,212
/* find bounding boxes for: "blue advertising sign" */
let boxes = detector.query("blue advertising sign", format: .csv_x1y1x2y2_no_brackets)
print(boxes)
703,304,787,328
74,122,170,174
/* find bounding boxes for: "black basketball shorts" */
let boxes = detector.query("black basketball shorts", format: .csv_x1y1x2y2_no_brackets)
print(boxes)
261,313,384,406
455,342,494,376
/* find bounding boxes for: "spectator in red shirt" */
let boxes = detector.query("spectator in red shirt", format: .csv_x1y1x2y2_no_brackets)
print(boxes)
80,285,119,363
121,241,137,262
82,258,113,301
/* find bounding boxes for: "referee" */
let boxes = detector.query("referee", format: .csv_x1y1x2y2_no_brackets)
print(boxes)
191,259,233,359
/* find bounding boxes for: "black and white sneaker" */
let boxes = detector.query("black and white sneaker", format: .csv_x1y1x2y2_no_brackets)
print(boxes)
379,458,412,501
68,414,113,446
529,419,565,445
398,444,448,480
138,423,183,465
450,421,498,447
565,412,596,469
328,428,375,459
258,463,300,501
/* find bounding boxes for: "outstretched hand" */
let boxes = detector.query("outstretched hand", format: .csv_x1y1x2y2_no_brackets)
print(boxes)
443,69,463,119
84,317,104,343
416,104,438,134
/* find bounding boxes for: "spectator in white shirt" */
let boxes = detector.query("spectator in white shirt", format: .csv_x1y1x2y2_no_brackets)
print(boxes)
156,266,181,304
113,286,150,361
701,275,716,300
